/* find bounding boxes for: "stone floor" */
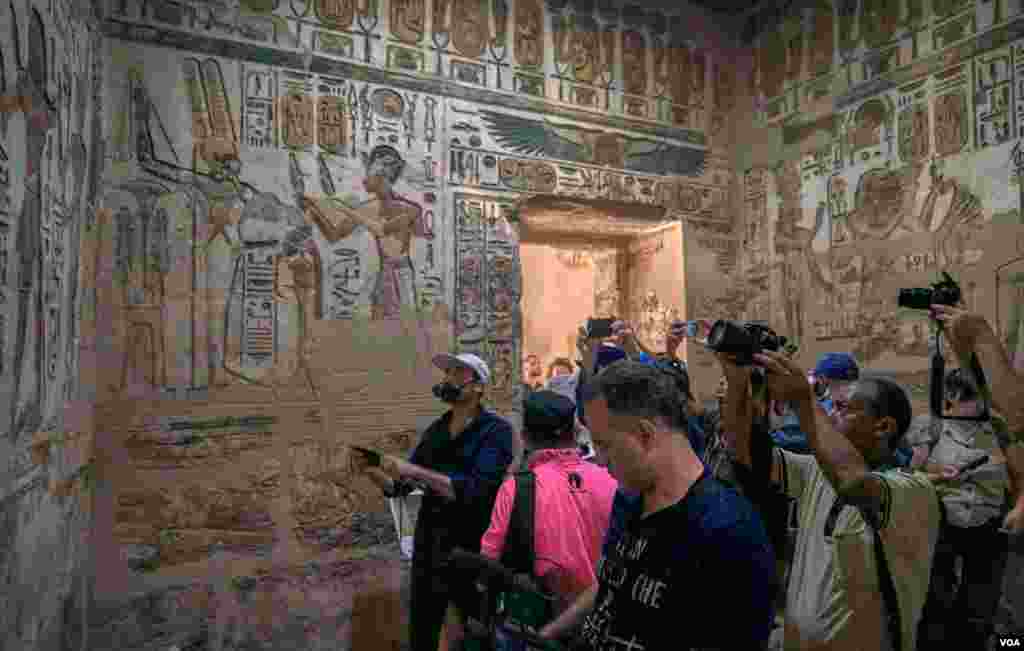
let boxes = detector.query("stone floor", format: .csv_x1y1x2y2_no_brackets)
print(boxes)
86,510,1024,651
89,511,411,651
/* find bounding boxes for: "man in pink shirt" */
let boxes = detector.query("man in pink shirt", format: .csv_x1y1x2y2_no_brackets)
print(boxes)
440,390,618,650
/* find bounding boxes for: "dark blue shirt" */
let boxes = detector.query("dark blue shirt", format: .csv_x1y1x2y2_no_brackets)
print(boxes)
577,473,777,650
391,408,516,571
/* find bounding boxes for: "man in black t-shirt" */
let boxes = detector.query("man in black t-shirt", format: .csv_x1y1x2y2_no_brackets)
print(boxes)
539,360,777,650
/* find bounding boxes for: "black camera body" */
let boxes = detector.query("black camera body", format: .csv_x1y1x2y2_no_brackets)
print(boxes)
897,271,962,310
706,320,787,366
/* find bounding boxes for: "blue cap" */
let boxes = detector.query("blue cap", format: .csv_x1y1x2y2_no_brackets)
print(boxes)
594,345,627,373
813,352,860,381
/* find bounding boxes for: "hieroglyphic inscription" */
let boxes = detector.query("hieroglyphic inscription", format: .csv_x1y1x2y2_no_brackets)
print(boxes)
201,59,234,148
0,312,5,377
455,195,486,342
280,74,315,149
391,0,426,44
316,0,356,30
0,222,8,287
451,0,488,60
485,200,518,342
933,64,971,157
317,77,347,154
975,48,1012,149
47,218,66,381
898,104,930,163
243,68,275,150
497,159,556,193
327,248,360,319
243,245,276,367
514,0,544,68
1014,41,1024,138
622,31,648,97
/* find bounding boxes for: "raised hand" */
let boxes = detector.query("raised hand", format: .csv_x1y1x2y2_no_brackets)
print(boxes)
753,351,814,403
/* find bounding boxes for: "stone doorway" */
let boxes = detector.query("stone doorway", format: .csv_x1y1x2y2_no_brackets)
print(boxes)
516,196,688,391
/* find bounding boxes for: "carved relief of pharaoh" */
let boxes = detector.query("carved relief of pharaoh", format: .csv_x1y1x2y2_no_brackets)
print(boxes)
391,0,425,44
934,93,967,156
452,0,488,59
622,31,648,96
515,0,544,67
848,167,904,239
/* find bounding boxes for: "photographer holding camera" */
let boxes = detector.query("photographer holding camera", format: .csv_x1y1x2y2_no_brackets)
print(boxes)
931,302,1024,538
907,367,1018,648
717,342,940,651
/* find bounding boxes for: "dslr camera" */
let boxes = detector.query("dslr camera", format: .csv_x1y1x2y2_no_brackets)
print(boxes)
897,271,961,310
705,320,788,366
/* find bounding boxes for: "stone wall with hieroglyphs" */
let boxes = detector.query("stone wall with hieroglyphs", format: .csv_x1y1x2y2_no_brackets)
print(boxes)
739,0,1024,632
0,0,104,649
738,0,1024,374
91,2,738,638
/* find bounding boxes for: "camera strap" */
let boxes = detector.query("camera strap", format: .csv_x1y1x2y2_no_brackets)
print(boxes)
824,496,904,651
501,468,537,577
930,328,991,422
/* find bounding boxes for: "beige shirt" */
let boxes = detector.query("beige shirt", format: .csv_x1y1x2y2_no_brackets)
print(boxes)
905,414,1011,528
776,449,940,651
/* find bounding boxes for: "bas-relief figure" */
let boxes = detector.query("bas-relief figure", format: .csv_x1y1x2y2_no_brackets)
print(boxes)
115,59,326,395
303,145,430,321
7,14,62,438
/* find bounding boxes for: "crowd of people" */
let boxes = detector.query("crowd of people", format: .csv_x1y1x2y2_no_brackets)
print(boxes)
351,305,1024,651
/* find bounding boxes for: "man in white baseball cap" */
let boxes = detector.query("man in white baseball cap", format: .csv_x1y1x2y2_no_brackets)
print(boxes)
353,350,516,651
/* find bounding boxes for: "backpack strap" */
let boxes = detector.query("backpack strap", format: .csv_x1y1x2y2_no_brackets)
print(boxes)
500,468,536,576
823,495,903,651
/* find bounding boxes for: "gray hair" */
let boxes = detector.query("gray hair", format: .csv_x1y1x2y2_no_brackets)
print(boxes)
581,360,688,432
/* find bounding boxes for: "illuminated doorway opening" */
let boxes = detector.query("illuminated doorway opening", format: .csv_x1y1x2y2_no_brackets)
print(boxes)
516,196,687,388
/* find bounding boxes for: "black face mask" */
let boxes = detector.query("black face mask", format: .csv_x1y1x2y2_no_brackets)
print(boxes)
433,381,472,403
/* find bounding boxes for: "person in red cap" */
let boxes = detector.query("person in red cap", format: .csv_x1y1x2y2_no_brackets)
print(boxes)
353,352,516,651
